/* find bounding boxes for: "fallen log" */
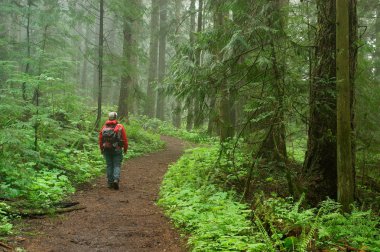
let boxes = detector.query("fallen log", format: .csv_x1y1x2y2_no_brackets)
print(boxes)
22,206,86,218
5,205,86,219
0,241,13,251
55,206,86,214
53,201,80,208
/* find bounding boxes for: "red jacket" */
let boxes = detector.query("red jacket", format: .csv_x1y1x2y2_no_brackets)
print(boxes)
99,120,128,153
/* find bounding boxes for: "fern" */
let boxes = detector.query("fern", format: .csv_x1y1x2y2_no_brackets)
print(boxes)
254,214,276,252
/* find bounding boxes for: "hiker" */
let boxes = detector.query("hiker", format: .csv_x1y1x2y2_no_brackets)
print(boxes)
99,112,128,190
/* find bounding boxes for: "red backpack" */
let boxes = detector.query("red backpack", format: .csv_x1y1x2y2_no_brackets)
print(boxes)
102,124,122,149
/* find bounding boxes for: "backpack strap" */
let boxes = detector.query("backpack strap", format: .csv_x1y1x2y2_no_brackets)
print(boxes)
113,124,122,146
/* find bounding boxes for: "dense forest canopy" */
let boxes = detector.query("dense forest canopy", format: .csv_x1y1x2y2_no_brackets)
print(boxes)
0,0,379,251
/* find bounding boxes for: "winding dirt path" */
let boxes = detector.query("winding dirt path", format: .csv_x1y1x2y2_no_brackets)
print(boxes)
20,136,187,252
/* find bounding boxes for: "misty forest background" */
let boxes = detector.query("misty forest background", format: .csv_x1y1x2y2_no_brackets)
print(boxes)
0,0,380,251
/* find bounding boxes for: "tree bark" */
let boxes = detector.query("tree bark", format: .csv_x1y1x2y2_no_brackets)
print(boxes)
207,89,217,135
375,8,380,82
22,0,32,101
173,100,182,128
172,0,182,128
144,0,159,117
336,0,356,212
94,0,104,129
213,2,233,141
349,0,357,182
156,0,168,120
303,0,337,202
92,11,100,102
186,0,196,131
117,19,133,121
186,98,194,131
0,1,9,61
194,0,204,129
80,23,90,95
130,1,143,114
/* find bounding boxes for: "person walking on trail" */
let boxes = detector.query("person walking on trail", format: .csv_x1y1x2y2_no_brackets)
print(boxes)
99,112,128,190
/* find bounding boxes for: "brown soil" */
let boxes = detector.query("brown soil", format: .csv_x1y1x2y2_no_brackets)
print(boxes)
14,136,188,252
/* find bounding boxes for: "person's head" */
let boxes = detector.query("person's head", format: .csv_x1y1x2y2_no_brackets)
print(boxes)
108,112,118,120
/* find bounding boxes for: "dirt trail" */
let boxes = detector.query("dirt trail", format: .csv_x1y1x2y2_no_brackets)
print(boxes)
19,136,187,252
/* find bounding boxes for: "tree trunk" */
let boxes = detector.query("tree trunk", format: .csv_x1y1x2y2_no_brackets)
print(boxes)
186,0,196,131
156,0,168,120
207,90,217,135
213,3,233,141
186,98,194,131
117,20,133,121
349,0,357,185
81,23,90,96
375,8,380,82
173,101,182,128
144,0,159,118
92,12,100,102
336,0,356,212
172,0,183,128
193,0,204,129
23,0,32,101
303,0,337,202
94,0,104,129
129,0,142,114
0,2,8,61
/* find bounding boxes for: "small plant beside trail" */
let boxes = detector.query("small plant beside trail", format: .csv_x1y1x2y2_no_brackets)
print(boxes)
0,203,12,236
159,144,380,251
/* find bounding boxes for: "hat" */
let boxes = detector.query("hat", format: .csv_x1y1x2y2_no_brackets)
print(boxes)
108,112,118,120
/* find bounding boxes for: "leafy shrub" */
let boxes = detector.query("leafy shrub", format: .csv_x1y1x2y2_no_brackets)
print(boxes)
126,119,165,158
318,201,380,251
135,115,215,144
158,147,260,251
159,143,380,251
27,170,75,208
0,203,12,235
53,143,104,184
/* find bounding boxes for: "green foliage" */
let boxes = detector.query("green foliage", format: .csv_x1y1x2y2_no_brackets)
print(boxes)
318,202,380,251
253,196,380,251
53,144,103,184
135,115,215,144
0,203,12,236
0,81,163,237
253,194,322,251
27,170,75,208
159,142,380,251
125,118,165,158
158,147,259,251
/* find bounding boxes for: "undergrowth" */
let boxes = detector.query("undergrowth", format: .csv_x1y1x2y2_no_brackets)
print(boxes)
158,147,262,251
0,97,163,236
0,203,12,236
134,115,216,144
159,144,380,251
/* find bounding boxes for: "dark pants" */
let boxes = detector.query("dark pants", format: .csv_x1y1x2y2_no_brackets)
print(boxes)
103,149,123,185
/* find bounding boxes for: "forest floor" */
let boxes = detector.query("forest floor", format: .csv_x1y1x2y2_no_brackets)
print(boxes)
8,136,188,252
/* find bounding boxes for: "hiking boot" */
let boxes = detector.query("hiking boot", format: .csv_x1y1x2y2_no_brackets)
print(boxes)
113,180,119,190
107,183,113,189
